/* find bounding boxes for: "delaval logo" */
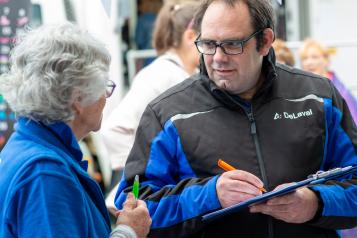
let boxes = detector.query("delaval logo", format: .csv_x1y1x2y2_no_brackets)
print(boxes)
274,109,313,120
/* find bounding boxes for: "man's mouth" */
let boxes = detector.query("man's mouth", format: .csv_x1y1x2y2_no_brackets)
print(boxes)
214,69,234,75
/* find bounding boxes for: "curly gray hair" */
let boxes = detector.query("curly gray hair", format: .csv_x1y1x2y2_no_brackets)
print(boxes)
0,22,111,124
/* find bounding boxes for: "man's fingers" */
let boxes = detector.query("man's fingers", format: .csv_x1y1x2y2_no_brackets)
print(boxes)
227,179,263,196
250,203,291,214
226,170,264,191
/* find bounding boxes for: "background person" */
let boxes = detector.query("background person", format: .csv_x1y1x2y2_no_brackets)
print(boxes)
272,38,295,66
114,0,357,237
299,38,357,123
102,0,200,207
0,22,151,238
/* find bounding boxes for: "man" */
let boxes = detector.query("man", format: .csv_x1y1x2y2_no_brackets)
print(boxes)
115,0,357,237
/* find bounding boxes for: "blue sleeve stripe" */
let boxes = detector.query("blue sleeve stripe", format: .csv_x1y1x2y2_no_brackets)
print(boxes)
316,98,357,217
148,176,221,229
312,185,357,217
323,98,357,169
145,119,196,183
322,98,332,170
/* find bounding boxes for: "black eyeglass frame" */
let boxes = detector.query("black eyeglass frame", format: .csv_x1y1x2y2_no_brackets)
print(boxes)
194,29,264,56
105,79,116,98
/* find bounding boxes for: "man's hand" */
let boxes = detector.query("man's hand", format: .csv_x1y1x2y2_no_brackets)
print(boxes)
116,193,152,238
249,185,319,223
216,170,264,208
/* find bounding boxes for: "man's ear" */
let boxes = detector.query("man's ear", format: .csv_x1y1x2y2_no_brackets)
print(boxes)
182,29,198,47
260,28,275,56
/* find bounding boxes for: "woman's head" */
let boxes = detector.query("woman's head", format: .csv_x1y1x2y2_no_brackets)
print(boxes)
152,0,200,55
299,38,331,77
0,22,111,125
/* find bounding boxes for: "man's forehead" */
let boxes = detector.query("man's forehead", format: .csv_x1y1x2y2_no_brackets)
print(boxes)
200,1,252,39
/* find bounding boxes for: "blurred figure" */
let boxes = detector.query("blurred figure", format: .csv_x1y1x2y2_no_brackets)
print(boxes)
135,0,162,50
102,0,200,207
135,0,163,66
272,38,295,66
0,22,151,238
299,38,357,123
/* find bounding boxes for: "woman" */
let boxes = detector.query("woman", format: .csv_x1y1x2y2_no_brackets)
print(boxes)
299,38,357,123
102,0,200,195
0,23,151,238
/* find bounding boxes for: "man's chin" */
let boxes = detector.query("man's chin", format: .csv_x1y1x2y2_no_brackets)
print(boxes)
213,78,230,89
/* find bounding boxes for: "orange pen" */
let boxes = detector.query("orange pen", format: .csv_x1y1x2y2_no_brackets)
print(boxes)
218,159,267,193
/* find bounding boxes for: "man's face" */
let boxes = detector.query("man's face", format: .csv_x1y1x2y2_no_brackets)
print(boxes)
200,1,269,99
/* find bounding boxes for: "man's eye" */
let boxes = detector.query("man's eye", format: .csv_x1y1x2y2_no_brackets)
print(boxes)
202,41,216,48
225,41,241,47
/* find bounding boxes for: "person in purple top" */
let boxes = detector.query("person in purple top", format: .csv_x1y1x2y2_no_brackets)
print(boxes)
299,38,357,124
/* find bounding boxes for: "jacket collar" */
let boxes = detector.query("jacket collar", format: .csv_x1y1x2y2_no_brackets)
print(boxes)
200,48,278,110
16,117,84,167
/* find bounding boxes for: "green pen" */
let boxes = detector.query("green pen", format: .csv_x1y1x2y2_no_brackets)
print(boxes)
132,175,140,200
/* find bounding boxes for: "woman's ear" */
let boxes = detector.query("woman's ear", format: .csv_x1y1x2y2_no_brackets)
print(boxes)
260,28,275,56
72,98,83,116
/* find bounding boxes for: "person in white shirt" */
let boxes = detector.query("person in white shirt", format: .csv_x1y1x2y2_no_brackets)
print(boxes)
102,0,200,209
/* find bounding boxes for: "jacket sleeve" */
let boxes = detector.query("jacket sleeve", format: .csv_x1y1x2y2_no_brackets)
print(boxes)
110,225,138,238
309,82,357,229
101,78,159,170
114,105,221,237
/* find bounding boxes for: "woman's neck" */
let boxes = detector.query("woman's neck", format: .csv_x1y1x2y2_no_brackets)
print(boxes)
168,48,196,75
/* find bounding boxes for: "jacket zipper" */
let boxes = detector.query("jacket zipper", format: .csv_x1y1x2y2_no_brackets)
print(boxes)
246,110,268,185
247,109,273,238
219,91,274,237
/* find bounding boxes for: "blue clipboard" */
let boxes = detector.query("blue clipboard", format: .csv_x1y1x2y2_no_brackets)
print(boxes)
202,165,357,222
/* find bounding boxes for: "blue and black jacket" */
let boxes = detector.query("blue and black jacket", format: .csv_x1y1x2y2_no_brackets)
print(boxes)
115,49,357,238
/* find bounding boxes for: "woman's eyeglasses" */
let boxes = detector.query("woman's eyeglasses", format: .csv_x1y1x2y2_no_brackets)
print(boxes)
106,79,116,98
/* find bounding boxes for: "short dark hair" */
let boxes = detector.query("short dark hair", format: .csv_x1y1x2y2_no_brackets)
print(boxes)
193,0,275,51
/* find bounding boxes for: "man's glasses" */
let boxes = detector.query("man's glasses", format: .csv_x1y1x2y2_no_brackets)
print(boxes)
106,79,116,98
194,29,263,55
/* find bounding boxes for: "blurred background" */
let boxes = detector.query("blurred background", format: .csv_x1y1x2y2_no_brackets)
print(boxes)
1,0,357,194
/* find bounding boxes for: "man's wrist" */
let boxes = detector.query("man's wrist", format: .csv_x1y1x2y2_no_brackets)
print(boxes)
309,189,324,222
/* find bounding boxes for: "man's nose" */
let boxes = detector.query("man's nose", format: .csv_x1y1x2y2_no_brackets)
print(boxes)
213,46,229,62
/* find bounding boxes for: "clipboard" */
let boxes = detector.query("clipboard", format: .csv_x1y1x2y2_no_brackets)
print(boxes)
202,165,357,222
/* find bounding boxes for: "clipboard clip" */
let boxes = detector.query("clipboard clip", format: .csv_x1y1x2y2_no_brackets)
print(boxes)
308,166,353,179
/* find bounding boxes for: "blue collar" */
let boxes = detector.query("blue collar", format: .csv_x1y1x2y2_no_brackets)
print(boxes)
16,117,86,169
